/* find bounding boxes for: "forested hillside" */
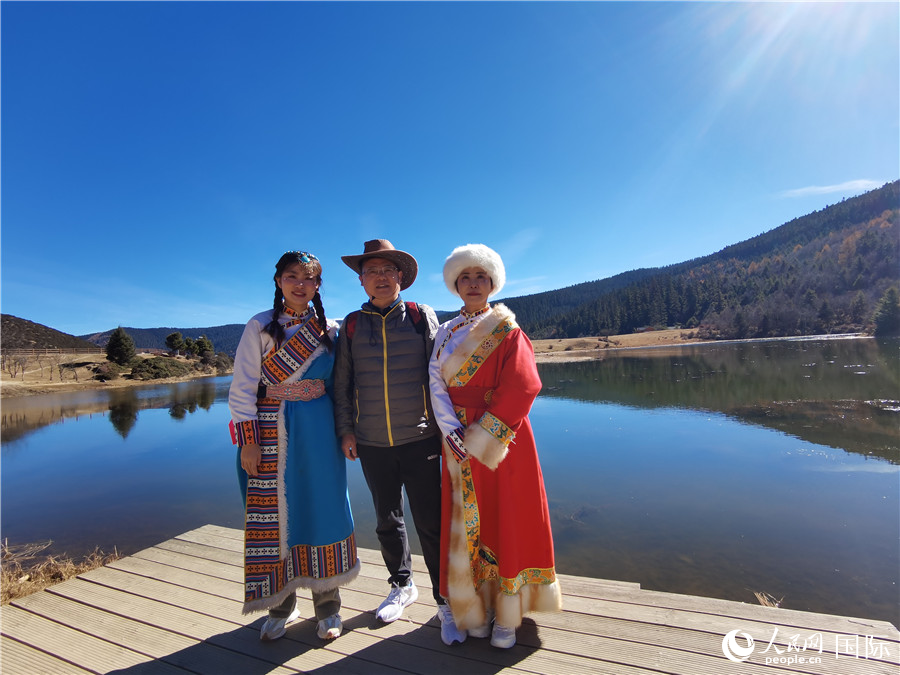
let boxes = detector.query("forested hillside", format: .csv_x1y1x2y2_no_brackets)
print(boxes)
1,315,99,350
505,181,899,339
81,324,245,355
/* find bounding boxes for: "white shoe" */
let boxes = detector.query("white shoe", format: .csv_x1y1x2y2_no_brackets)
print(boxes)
468,609,493,639
376,582,418,623
437,604,466,645
260,606,301,641
316,613,343,640
490,623,516,649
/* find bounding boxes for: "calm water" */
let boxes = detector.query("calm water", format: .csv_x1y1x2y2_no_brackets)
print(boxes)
2,338,897,626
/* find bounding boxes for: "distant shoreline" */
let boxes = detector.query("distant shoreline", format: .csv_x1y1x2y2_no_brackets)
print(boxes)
532,331,870,363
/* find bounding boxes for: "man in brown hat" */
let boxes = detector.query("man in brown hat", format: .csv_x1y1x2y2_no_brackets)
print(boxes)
334,240,464,643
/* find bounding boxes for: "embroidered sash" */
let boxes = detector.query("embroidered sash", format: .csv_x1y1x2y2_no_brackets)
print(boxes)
244,316,354,608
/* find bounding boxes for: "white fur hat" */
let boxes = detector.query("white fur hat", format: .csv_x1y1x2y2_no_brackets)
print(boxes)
443,244,506,298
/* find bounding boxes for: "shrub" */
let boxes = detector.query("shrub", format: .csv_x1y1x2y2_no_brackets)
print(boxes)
93,362,124,381
129,357,193,381
214,352,234,375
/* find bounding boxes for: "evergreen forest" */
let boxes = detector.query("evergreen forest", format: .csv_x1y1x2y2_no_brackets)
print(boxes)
503,181,899,339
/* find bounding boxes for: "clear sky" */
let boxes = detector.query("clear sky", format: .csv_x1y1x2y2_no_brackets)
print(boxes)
2,1,897,337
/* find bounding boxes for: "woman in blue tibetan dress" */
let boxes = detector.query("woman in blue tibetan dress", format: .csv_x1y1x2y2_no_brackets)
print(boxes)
229,250,359,643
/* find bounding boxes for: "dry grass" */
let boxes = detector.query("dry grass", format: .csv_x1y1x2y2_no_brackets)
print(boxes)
1,538,121,604
753,590,784,608
532,329,706,362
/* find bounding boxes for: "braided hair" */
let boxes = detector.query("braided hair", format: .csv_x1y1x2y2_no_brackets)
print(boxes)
264,251,334,351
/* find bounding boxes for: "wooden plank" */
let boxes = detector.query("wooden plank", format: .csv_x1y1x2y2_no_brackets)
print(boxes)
40,577,424,674
43,577,243,638
10,590,303,675
107,554,242,600
131,545,242,583
154,537,243,567
1,636,95,675
1,605,189,674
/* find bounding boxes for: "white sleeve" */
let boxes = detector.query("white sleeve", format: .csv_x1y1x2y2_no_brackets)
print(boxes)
228,318,264,423
428,325,461,437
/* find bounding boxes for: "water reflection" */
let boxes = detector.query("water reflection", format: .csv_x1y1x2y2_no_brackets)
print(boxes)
538,337,899,463
108,392,139,438
1,378,227,443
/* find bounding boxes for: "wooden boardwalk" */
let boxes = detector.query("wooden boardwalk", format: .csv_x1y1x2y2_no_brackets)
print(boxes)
2,525,897,674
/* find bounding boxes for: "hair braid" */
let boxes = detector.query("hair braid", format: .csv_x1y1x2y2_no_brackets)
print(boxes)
264,287,287,345
312,291,334,351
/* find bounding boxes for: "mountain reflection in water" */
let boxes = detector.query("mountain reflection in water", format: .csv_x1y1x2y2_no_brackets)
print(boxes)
537,337,899,463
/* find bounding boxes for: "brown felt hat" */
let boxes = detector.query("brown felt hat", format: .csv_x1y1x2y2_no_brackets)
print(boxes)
341,239,418,290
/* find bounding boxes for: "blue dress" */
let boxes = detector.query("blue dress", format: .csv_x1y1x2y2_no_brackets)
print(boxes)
231,312,359,614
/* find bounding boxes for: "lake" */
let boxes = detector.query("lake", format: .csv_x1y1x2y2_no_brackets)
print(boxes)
2,337,897,627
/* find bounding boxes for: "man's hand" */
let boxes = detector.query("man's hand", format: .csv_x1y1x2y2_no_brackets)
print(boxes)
341,433,358,461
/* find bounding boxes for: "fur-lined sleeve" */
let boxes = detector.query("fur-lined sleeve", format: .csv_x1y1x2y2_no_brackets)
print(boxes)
465,328,542,470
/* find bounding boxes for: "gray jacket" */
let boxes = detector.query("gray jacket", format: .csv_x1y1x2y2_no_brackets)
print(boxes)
334,298,440,447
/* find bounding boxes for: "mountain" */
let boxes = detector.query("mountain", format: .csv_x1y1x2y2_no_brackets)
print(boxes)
1,315,100,351
504,180,899,338
80,325,245,355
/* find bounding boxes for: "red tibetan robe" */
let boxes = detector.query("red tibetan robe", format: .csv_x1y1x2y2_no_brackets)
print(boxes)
428,303,561,631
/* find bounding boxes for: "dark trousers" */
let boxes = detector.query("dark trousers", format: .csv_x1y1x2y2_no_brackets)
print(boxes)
357,435,443,604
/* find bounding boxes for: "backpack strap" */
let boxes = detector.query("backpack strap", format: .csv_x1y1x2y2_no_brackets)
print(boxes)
406,302,427,336
343,311,360,343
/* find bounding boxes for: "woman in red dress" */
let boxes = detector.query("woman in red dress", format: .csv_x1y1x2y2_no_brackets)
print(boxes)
428,244,561,649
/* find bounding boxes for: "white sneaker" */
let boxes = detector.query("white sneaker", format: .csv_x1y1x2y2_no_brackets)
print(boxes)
316,613,343,640
490,623,516,649
260,606,301,641
376,582,418,623
437,604,466,645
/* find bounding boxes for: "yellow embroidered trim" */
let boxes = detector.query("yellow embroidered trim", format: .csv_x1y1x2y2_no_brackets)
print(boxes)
478,411,515,447
449,320,514,388
498,567,557,595
453,405,482,578
471,544,557,595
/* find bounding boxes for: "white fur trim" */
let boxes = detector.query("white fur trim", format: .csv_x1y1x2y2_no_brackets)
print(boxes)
443,244,506,298
495,578,563,628
464,422,509,470
444,441,487,631
242,559,361,615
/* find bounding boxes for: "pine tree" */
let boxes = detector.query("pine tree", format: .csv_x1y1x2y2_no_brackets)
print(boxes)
106,327,136,366
872,287,900,336
166,332,185,355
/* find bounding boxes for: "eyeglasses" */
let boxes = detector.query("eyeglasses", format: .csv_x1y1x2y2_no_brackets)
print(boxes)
362,266,399,278
285,251,318,263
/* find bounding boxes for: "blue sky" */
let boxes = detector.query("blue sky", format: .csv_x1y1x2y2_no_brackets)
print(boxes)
2,1,897,337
